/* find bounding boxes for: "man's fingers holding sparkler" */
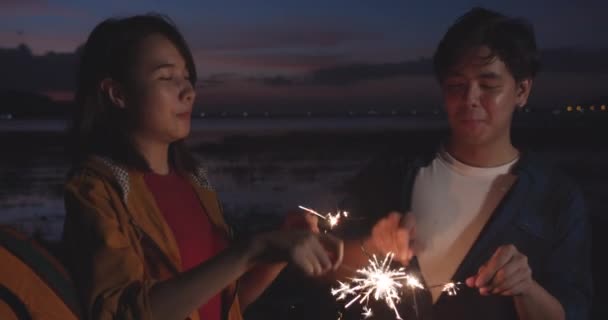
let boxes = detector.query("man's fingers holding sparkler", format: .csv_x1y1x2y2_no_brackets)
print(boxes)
473,245,513,289
399,213,416,262
465,244,533,296
491,263,531,296
367,211,415,265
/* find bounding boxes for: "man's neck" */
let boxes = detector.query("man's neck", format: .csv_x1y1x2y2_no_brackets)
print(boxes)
445,138,519,168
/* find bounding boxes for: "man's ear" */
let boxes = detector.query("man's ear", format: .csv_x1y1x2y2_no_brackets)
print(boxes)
515,78,533,109
100,78,127,108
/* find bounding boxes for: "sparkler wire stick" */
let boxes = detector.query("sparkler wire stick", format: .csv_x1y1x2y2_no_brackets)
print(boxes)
298,205,349,229
298,205,328,220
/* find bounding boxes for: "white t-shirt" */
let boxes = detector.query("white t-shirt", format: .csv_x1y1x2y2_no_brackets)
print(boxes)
411,148,519,302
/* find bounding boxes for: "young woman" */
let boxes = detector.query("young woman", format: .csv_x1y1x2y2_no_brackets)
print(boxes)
61,14,343,320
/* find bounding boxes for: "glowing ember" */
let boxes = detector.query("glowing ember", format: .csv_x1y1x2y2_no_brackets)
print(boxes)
405,275,424,290
441,282,463,296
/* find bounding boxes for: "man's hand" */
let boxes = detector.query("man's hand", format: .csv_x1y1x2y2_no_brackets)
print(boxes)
364,211,415,265
466,244,533,296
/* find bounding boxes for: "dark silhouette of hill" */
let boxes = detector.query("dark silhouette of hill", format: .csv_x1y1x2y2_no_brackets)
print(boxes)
0,44,78,93
0,44,606,118
0,90,71,118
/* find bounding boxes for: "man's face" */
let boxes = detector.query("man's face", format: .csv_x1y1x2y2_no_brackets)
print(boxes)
441,46,532,147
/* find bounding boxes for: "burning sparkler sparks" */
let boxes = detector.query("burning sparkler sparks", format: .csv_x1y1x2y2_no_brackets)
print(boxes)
298,205,349,229
331,252,419,320
405,275,424,290
332,252,464,320
297,206,463,319
441,282,463,296
362,306,373,318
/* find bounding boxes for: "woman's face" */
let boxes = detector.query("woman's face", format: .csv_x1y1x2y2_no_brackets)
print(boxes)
127,33,195,145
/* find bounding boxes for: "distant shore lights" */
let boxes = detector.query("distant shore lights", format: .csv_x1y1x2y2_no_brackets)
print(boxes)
565,104,607,112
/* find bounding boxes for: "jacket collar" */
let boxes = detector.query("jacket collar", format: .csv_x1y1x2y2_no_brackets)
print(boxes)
79,156,230,273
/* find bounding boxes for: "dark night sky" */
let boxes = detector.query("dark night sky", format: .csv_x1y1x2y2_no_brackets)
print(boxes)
0,0,606,114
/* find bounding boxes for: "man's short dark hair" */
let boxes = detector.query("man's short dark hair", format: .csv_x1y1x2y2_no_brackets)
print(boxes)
433,7,540,82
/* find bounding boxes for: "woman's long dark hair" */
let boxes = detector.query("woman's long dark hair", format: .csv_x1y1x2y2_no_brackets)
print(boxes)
67,13,198,173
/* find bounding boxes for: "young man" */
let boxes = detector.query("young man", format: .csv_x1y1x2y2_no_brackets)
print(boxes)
337,7,592,320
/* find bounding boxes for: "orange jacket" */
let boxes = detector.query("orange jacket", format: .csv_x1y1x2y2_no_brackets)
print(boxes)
62,156,242,320
0,226,81,320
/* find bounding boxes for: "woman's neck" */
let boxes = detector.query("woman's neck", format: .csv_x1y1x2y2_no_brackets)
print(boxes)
132,134,171,175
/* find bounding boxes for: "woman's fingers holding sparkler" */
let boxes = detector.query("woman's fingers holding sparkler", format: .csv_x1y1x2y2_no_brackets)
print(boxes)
319,232,344,270
304,212,320,233
292,235,332,275
263,230,342,276
465,244,534,296
283,211,320,233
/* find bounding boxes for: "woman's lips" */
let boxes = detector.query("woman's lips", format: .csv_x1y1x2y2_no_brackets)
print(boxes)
176,111,191,119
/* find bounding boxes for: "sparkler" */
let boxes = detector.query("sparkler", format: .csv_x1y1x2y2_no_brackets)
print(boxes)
298,205,349,229
331,252,420,320
332,252,464,320
297,205,463,319
427,281,464,294
434,281,463,296
405,275,424,290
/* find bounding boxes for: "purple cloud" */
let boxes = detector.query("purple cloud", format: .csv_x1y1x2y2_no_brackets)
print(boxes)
189,24,382,51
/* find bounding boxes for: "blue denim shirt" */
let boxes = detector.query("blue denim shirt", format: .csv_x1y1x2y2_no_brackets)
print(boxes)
338,149,592,320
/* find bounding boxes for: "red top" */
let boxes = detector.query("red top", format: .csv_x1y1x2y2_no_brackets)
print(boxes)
144,171,226,320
